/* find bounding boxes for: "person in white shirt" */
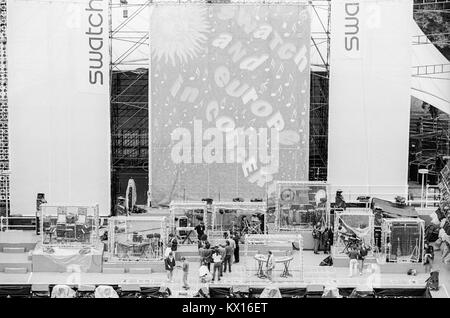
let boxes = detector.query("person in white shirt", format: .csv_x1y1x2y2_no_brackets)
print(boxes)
266,250,275,282
212,249,223,282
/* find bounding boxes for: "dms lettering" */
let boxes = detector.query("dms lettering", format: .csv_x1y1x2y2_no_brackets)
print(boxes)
86,0,105,85
344,3,359,51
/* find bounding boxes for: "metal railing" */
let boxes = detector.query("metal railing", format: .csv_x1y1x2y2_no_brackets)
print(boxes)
0,216,37,232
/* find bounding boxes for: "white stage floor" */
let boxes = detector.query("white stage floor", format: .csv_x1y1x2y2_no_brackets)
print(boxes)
0,251,447,298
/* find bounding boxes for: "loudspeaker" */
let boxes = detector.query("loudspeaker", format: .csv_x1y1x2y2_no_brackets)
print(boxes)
426,271,439,290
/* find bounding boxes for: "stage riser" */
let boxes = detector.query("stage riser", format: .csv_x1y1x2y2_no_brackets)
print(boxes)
0,262,32,272
333,256,377,268
103,262,165,273
333,256,425,274
0,243,37,253
378,262,425,274
0,252,33,272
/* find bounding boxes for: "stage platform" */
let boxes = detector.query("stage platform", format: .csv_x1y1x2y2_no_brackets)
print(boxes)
0,252,32,273
102,258,165,273
0,250,447,298
0,231,38,252
333,254,377,267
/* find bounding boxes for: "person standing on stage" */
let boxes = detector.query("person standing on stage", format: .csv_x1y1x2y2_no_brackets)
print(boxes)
165,251,176,283
218,244,226,277
168,233,178,259
212,249,223,282
348,247,359,277
266,250,275,282
358,242,370,275
181,257,190,290
312,222,322,254
195,222,205,242
226,232,236,262
223,240,233,273
323,227,333,254
204,242,212,271
232,232,240,263
114,196,127,216
424,242,434,273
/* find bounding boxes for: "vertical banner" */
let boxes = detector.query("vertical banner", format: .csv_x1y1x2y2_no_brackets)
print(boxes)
150,3,311,206
8,0,111,215
328,0,412,198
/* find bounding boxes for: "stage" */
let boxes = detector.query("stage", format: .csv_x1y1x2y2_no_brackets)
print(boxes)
32,243,103,273
0,250,447,298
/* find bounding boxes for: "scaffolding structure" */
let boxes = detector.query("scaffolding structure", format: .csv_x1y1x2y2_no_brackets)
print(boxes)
109,1,150,210
409,0,450,184
0,0,8,217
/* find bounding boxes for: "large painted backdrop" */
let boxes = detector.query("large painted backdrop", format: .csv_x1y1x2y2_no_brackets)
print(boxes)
150,4,311,205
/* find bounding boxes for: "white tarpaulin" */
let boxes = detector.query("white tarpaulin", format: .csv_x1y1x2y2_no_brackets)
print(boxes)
328,0,413,199
8,0,111,215
411,21,450,115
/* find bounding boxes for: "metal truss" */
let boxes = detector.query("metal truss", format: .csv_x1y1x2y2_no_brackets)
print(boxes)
0,0,9,217
309,0,330,181
109,0,150,208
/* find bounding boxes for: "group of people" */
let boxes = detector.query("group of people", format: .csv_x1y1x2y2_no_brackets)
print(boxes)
347,242,370,277
197,231,240,282
312,222,334,254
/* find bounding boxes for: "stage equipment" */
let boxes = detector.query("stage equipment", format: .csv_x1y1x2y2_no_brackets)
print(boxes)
108,216,167,261
40,204,99,247
125,178,137,212
333,209,374,257
169,201,208,244
210,201,267,237
35,193,46,234
381,218,425,263
244,234,303,283
274,181,330,231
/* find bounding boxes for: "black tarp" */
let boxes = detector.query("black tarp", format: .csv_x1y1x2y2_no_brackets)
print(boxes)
209,286,232,298
248,287,264,298
371,198,418,220
279,287,307,298
0,285,31,298
373,288,429,298
338,288,355,297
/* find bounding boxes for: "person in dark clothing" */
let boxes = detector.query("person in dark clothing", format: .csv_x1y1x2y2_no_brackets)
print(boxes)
223,240,233,273
169,234,178,252
204,242,212,271
335,190,346,210
322,227,332,254
165,252,176,282
424,242,434,273
232,232,240,263
195,222,205,241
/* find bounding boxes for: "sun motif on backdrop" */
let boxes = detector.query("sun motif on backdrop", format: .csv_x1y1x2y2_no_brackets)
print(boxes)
150,5,210,67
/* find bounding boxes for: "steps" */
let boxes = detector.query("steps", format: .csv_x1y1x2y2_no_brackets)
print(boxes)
0,252,32,273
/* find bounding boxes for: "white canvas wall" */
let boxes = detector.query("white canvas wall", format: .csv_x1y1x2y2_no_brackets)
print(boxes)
328,0,413,200
8,0,111,215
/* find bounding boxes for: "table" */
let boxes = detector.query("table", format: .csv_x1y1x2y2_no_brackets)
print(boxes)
254,254,294,278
